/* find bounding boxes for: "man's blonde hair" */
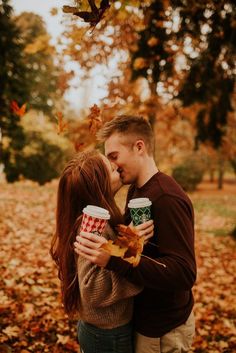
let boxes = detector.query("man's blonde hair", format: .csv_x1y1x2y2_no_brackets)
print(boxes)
97,115,155,155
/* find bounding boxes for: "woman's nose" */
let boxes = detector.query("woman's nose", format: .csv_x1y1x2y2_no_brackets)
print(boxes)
111,162,118,170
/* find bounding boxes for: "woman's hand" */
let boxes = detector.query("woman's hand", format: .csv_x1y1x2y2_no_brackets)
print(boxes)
132,219,154,243
74,232,111,267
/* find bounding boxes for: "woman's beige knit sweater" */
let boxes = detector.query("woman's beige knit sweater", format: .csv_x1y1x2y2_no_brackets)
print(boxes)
77,225,142,329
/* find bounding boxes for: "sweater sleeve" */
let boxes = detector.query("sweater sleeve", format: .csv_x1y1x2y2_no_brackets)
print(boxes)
77,256,142,308
106,195,196,291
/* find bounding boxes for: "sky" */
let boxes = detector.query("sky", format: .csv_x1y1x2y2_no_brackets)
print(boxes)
11,0,107,111
12,0,66,43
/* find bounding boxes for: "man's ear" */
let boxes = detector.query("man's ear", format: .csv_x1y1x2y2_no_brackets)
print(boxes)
134,140,145,153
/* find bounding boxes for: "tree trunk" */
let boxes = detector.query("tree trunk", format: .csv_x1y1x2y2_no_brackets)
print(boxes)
209,169,214,182
217,154,224,189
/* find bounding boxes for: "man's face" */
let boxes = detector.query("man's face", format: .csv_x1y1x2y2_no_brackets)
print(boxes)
105,133,140,185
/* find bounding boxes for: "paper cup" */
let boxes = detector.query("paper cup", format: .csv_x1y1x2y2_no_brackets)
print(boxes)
80,205,110,236
128,198,152,226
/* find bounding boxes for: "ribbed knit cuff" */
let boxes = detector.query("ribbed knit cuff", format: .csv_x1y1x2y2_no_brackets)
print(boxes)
105,256,132,275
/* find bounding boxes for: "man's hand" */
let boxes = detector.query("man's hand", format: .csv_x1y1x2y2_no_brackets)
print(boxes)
74,231,111,267
133,220,154,243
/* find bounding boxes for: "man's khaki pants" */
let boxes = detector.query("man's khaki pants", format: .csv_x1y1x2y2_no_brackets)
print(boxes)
134,311,195,353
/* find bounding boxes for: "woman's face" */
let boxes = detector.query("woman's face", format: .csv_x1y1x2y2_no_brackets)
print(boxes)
102,155,122,195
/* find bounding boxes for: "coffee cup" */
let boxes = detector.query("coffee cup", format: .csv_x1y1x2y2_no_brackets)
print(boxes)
128,198,152,226
80,205,110,236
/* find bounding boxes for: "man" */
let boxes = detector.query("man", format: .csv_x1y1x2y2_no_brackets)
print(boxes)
75,115,196,353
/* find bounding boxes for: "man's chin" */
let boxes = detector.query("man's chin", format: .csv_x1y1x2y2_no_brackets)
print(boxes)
119,174,131,185
120,178,130,185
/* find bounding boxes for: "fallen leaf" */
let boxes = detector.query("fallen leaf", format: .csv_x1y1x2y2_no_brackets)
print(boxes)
2,325,21,338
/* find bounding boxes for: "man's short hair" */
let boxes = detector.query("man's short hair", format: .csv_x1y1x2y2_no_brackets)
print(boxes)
97,115,155,155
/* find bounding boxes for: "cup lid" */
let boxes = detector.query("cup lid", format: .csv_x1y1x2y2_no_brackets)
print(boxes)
83,205,110,220
128,197,152,208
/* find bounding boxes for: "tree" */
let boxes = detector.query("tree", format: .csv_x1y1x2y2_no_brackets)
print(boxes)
0,0,29,181
15,12,71,116
130,0,235,149
62,0,235,187
0,2,71,182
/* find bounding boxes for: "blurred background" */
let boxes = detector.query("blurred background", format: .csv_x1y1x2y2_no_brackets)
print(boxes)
0,0,235,352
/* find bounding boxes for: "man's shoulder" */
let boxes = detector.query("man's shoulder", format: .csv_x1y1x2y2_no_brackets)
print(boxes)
156,171,185,192
149,172,192,204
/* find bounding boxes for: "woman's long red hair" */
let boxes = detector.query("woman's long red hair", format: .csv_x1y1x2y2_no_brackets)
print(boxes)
50,150,123,316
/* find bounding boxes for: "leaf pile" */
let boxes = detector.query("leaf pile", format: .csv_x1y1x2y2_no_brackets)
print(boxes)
0,181,235,352
0,181,79,353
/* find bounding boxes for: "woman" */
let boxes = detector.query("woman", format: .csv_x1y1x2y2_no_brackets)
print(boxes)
51,150,153,353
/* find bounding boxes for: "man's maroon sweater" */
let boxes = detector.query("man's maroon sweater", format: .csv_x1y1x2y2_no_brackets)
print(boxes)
106,172,196,337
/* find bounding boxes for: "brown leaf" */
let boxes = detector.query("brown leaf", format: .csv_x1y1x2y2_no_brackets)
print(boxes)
87,104,102,134
55,112,68,135
101,225,145,267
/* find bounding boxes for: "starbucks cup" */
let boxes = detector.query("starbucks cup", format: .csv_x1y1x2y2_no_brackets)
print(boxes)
128,198,152,226
80,205,110,236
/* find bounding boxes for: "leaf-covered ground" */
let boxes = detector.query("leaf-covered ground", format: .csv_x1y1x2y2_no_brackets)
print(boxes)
0,179,235,352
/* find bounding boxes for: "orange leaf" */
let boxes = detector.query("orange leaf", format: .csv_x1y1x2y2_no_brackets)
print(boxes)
101,225,167,268
87,104,102,134
10,101,27,117
116,225,145,266
56,112,68,135
101,225,145,267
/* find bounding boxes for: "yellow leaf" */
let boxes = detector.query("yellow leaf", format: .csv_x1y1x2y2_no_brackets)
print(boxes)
50,7,58,16
102,240,128,257
147,37,159,47
133,57,148,70
2,325,21,338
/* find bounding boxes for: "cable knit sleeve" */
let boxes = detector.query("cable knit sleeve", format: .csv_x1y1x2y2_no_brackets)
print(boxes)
77,257,142,308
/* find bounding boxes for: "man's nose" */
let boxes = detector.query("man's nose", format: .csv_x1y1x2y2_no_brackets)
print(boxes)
117,167,122,174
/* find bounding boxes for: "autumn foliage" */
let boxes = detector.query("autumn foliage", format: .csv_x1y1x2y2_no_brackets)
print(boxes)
0,180,236,351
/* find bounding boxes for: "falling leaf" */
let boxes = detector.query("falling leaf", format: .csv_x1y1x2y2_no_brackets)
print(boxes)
55,112,68,135
133,57,148,70
50,7,58,16
63,0,110,28
147,37,159,47
87,104,102,134
10,101,26,117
